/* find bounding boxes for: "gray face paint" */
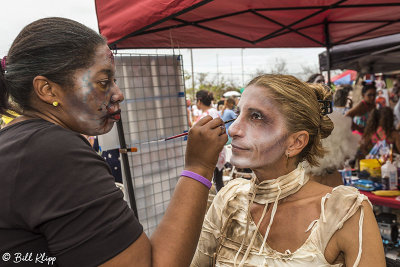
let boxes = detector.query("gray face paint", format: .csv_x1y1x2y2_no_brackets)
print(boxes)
229,85,288,170
61,45,123,135
79,71,96,103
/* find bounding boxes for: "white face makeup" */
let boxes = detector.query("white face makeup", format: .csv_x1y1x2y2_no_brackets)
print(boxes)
228,85,288,170
61,44,124,135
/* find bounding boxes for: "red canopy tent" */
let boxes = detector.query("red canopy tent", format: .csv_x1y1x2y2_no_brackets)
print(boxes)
95,0,400,50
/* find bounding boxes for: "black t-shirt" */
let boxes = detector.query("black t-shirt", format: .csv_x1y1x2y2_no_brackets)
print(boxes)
0,119,143,266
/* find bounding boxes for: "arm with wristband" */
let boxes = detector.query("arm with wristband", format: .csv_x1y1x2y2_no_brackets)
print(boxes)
151,115,227,266
102,115,227,267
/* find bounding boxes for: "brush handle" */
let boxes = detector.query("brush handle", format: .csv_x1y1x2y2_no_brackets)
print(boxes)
223,118,236,124
165,118,236,141
164,132,188,141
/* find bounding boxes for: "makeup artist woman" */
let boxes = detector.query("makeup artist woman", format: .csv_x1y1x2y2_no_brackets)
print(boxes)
191,74,385,267
0,18,227,267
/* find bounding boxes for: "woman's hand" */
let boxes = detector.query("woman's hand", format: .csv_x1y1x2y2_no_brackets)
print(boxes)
185,115,228,180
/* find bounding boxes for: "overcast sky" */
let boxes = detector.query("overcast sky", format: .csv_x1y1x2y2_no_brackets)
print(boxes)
1,0,325,86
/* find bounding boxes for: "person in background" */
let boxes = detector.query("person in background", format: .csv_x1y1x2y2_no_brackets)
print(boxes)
191,74,384,267
220,97,237,134
191,103,201,123
390,79,400,129
375,75,386,90
333,88,350,115
217,99,225,114
186,98,193,127
361,107,400,156
341,84,354,109
389,78,400,108
195,90,220,122
233,96,240,113
307,73,325,84
345,82,376,135
0,17,227,267
375,89,387,109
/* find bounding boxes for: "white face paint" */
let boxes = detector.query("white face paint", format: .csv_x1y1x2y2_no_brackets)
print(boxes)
228,85,288,170
61,45,124,135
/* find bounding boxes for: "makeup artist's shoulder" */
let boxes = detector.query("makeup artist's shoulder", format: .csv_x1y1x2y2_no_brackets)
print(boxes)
25,120,89,151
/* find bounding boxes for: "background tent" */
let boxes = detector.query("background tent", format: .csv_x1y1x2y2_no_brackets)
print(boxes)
223,91,241,97
319,33,400,74
95,0,400,49
331,70,357,85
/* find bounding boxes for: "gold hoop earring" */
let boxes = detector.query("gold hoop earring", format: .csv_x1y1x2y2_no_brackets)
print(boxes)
52,101,59,107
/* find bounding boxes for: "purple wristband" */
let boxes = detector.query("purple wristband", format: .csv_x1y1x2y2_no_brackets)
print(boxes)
181,170,212,189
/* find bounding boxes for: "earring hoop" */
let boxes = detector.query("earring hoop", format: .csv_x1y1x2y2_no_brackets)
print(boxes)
52,101,59,107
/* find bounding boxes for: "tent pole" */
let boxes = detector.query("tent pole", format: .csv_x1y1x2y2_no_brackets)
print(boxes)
190,49,195,90
241,49,244,86
324,20,331,86
217,54,220,85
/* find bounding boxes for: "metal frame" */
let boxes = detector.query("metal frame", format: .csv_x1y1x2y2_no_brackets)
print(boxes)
110,1,400,48
110,0,214,46
324,20,332,86
108,1,400,83
113,53,188,224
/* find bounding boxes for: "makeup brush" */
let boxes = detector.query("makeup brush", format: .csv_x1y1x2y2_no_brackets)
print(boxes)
164,118,236,141
120,118,237,153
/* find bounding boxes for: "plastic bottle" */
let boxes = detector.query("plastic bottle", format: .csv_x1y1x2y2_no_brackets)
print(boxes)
344,160,352,185
395,154,400,185
381,160,398,190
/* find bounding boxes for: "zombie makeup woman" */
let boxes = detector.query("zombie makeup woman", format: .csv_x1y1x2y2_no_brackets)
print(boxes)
0,18,227,266
191,75,384,267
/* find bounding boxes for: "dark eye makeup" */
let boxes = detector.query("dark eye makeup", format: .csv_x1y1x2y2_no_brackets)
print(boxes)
97,78,117,91
235,107,269,123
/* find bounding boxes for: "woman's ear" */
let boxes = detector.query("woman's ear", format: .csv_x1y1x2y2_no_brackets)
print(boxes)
286,130,309,157
32,75,59,104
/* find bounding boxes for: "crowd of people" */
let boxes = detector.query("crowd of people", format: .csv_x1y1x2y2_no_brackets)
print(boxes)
0,17,391,267
342,78,400,160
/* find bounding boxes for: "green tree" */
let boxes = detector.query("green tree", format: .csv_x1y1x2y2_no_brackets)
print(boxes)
198,73,241,100
184,70,195,100
270,58,288,74
300,64,320,81
184,71,241,101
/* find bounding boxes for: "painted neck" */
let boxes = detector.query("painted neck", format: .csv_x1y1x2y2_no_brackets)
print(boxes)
253,156,298,183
